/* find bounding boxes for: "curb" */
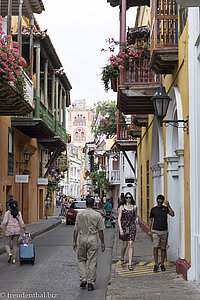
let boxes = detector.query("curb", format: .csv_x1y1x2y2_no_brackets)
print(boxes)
0,219,62,256
106,225,118,300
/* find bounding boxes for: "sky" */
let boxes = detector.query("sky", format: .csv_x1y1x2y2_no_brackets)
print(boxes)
36,0,136,108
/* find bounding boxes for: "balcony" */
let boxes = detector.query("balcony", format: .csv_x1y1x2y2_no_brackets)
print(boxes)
150,0,178,74
132,115,148,127
116,123,137,151
118,123,141,139
118,60,160,115
110,170,120,185
0,76,33,116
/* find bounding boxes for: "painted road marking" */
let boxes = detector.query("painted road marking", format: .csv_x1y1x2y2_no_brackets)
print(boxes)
112,260,176,277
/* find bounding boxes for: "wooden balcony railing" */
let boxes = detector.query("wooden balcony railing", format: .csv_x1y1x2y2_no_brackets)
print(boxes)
150,0,178,50
119,59,160,86
117,123,136,140
150,0,178,73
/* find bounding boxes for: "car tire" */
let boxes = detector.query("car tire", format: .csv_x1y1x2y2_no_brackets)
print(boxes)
66,220,70,225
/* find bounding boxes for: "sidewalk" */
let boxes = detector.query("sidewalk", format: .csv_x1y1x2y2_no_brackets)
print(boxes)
106,224,200,300
0,207,62,255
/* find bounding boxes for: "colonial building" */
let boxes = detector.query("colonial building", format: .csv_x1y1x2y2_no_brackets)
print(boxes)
0,1,71,223
106,0,194,281
67,99,93,147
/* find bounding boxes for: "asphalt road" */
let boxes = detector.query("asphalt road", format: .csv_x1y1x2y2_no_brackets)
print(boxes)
0,222,115,300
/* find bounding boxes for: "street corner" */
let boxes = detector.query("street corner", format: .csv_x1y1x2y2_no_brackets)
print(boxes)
112,260,176,277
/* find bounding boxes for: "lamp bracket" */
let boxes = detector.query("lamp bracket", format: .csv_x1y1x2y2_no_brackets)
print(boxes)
161,116,189,133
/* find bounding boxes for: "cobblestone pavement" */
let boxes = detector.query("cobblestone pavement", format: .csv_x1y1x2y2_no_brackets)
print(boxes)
106,225,200,300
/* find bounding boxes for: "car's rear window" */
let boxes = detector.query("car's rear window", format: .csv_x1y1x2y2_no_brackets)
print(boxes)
71,202,86,209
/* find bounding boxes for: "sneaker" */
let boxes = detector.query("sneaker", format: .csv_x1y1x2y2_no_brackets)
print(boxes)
160,264,166,271
153,264,159,273
12,259,16,264
8,253,12,263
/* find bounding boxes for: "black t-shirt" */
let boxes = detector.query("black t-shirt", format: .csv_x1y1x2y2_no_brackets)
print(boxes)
150,206,170,231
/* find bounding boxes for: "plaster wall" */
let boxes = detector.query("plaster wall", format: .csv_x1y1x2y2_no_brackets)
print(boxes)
0,117,46,224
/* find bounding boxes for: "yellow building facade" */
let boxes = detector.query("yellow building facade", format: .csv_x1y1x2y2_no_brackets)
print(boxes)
136,4,190,279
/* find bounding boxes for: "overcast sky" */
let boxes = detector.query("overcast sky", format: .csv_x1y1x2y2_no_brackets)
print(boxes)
36,0,136,107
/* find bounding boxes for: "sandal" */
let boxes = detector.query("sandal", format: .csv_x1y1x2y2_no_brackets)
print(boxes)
121,259,126,267
128,265,134,271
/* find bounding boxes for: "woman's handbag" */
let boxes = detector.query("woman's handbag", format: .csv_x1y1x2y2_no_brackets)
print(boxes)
21,233,32,245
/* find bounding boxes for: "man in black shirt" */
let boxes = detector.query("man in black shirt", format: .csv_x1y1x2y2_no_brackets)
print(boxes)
148,194,175,273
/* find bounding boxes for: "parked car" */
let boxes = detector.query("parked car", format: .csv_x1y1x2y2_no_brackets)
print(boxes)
66,201,86,224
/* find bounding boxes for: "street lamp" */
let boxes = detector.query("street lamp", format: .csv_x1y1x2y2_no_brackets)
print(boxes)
151,84,189,133
23,149,31,167
16,148,31,170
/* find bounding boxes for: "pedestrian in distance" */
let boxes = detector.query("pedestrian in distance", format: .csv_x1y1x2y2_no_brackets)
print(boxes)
59,197,66,217
44,194,50,219
6,193,14,211
118,192,137,271
118,192,124,209
0,200,28,264
103,198,113,227
148,194,175,273
73,196,105,291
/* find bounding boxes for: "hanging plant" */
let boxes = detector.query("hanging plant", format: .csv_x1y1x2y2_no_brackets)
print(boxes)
0,16,27,98
101,38,150,91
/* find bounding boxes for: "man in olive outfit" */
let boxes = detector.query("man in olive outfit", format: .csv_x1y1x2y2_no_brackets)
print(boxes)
148,194,175,273
73,196,105,291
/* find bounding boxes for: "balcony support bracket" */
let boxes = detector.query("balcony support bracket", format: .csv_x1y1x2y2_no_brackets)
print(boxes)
122,150,135,174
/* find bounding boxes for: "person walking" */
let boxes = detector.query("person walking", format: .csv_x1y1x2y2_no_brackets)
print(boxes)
118,192,124,209
73,196,105,291
6,193,13,211
103,198,113,227
0,200,28,263
148,194,175,273
59,197,66,217
44,194,50,219
118,192,137,271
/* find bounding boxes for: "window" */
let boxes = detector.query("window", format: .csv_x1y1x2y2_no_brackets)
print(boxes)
74,117,77,126
146,160,149,223
75,131,79,141
81,131,85,141
77,114,80,125
83,116,86,126
80,115,83,125
8,128,14,175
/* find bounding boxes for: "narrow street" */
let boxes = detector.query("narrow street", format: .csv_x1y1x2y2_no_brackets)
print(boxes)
0,223,115,300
